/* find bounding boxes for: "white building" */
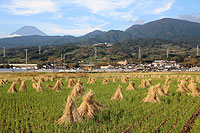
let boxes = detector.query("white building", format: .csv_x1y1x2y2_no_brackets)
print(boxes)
9,64,38,69
100,65,114,69
189,67,200,71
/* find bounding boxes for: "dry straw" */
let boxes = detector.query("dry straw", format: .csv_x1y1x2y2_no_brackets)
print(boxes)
189,83,200,97
163,85,170,95
32,77,37,82
126,81,136,90
32,82,38,89
177,80,188,92
68,79,76,88
196,76,200,83
111,85,124,100
87,77,91,83
19,80,27,91
90,78,97,84
142,85,161,103
121,76,128,83
50,76,55,81
154,83,166,96
70,81,84,98
59,79,64,86
146,79,152,87
102,77,109,85
8,82,17,93
65,77,69,82
177,84,188,93
16,78,20,84
46,84,52,88
44,76,49,82
0,80,4,85
188,79,195,90
87,77,96,84
165,77,171,84
39,77,45,82
52,80,62,91
78,90,103,118
177,77,181,82
113,76,117,83
35,81,44,92
185,76,190,82
0,79,8,85
139,79,147,88
4,79,8,84
57,96,82,124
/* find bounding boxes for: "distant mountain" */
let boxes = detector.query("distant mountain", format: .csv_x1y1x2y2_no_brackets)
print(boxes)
97,30,131,42
80,30,105,40
11,26,47,36
0,35,80,48
1,18,200,48
125,18,200,39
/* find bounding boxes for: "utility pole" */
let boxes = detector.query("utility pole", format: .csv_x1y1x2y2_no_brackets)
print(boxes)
138,46,141,59
61,54,63,68
39,45,41,55
167,47,169,59
197,45,199,56
94,47,97,58
3,46,5,57
63,54,66,70
53,60,55,72
25,49,28,72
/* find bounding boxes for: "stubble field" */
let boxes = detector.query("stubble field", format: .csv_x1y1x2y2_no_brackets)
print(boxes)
0,72,200,132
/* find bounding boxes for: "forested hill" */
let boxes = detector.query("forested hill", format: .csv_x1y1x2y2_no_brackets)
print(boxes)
126,18,200,40
0,38,199,67
1,18,200,48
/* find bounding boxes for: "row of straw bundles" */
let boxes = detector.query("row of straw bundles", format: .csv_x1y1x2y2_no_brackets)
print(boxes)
8,80,27,93
138,79,152,88
0,79,9,85
87,77,97,84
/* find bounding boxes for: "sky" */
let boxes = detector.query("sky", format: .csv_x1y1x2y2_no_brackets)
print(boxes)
0,0,200,37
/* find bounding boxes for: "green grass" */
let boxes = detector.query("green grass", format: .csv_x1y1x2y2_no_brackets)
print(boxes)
0,73,200,132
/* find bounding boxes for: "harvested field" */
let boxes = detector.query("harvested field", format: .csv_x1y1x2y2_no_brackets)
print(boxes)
0,72,200,132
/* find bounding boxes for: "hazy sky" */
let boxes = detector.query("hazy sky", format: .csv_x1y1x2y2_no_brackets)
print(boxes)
0,0,199,36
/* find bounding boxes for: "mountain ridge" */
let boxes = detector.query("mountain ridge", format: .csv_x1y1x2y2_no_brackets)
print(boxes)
125,18,200,39
1,18,200,48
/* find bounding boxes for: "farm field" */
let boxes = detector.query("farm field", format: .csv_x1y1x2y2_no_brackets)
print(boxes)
0,72,200,132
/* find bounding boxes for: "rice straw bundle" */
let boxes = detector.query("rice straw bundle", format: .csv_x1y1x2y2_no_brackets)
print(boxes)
111,85,124,100
57,96,82,124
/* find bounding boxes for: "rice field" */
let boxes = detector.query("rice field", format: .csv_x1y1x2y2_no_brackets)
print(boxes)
0,72,200,132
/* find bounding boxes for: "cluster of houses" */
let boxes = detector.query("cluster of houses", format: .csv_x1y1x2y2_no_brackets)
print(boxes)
79,60,199,72
93,42,114,47
0,60,200,72
98,60,182,72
